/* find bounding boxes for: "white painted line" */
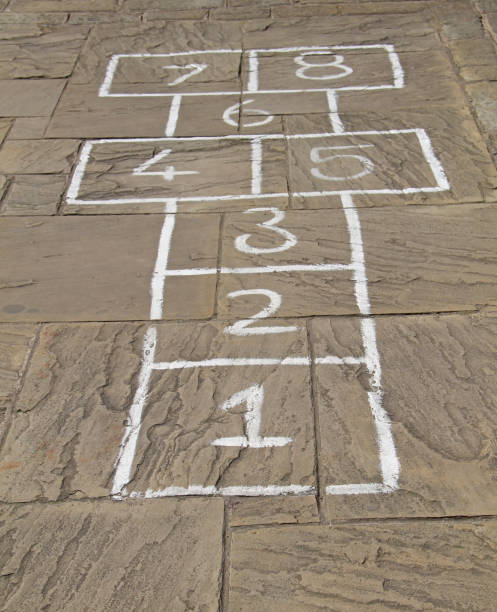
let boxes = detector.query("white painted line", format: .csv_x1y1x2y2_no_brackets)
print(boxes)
132,148,172,175
386,45,405,89
150,199,177,320
68,193,289,205
247,49,259,92
111,327,157,497
368,389,400,490
416,128,450,191
163,263,352,276
326,482,392,495
165,94,182,136
341,193,370,316
326,90,345,134
153,357,311,370
251,137,263,195
67,141,93,202
129,484,315,498
99,54,120,97
315,356,364,365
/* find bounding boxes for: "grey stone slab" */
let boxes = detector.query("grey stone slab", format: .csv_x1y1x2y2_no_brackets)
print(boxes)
0,498,223,612
310,311,497,519
449,38,497,82
0,25,88,78
0,79,65,117
0,139,79,174
1,174,66,215
467,81,497,135
0,213,219,322
229,520,497,610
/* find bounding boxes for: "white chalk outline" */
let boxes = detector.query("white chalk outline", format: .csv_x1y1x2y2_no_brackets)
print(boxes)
111,193,404,499
67,129,449,206
100,45,403,97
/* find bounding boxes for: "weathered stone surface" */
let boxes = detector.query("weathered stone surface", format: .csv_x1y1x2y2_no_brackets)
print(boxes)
125,321,315,497
314,311,497,519
1,174,66,215
142,8,209,21
467,81,497,135
0,118,10,144
0,323,144,501
68,12,141,24
243,14,441,52
0,498,223,611
0,11,68,24
70,20,242,85
125,0,223,8
484,12,497,41
228,494,319,526
437,2,485,39
0,139,79,174
229,520,497,610
0,175,7,200
449,38,497,82
337,1,430,14
0,26,88,78
285,109,497,207
210,7,272,19
0,213,219,321
9,0,117,10
0,79,65,117
0,324,36,435
7,116,49,139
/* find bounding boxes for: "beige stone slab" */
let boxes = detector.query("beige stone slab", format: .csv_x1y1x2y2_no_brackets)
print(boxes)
70,20,242,84
0,175,7,200
47,84,244,137
229,520,497,610
0,213,219,322
0,323,36,428
0,498,223,611
124,0,223,8
0,139,79,174
126,321,315,497
435,1,485,39
142,9,209,21
228,494,319,526
313,311,497,519
68,12,142,24
242,13,441,52
210,7,271,19
1,174,66,215
449,38,497,82
337,1,432,15
485,12,497,41
285,109,497,207
7,116,49,139
9,0,117,10
0,11,68,24
0,79,65,117
0,26,88,78
73,138,287,203
0,323,144,501
0,118,10,144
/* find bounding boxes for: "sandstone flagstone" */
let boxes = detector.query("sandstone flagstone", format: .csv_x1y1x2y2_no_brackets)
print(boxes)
0,498,223,611
229,520,497,610
0,79,65,117
1,174,66,215
0,139,79,174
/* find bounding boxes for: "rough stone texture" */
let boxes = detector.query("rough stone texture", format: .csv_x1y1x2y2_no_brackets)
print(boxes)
9,0,118,10
320,311,497,519
126,321,315,496
229,520,497,610
485,12,497,42
142,9,209,21
0,12,68,24
1,174,66,215
0,324,36,435
0,498,224,611
0,118,10,144
0,26,88,78
210,7,272,19
0,79,65,117
0,323,144,501
0,139,79,174
228,494,319,526
124,0,223,8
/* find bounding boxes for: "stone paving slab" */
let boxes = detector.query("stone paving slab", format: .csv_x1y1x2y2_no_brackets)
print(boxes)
228,520,497,611
0,79,65,117
0,497,223,612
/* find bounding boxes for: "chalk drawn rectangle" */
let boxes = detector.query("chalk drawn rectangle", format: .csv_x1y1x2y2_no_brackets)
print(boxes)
100,45,403,97
67,130,448,206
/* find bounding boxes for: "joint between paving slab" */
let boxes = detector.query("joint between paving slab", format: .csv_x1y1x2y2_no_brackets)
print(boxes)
219,499,232,612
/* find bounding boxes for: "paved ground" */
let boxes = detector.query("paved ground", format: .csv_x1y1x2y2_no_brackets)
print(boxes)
1,0,497,609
